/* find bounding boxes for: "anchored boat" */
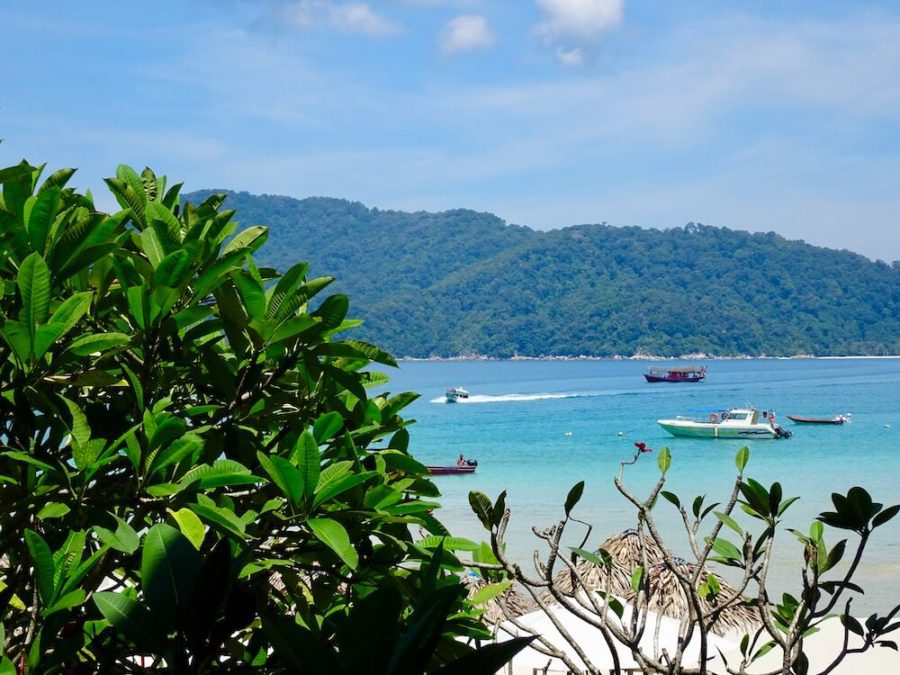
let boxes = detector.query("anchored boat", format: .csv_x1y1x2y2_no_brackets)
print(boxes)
658,407,791,439
644,366,707,383
787,413,850,425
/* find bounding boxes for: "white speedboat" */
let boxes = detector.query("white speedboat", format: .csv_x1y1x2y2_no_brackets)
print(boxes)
445,387,470,403
657,407,791,439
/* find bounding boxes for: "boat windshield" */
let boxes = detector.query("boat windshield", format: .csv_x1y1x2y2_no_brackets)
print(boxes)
725,412,751,422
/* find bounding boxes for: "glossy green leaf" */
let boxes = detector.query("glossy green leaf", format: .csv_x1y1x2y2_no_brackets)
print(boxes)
564,481,584,517
308,517,358,570
18,251,51,336
24,529,55,604
141,523,202,624
169,508,206,550
257,451,304,505
94,592,160,650
657,447,671,474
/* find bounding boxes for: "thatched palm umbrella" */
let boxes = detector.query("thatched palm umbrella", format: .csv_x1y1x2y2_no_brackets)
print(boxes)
543,530,759,636
463,574,537,624
642,559,759,636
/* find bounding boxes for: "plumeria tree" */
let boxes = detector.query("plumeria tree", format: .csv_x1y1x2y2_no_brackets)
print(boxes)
0,157,530,673
468,445,900,674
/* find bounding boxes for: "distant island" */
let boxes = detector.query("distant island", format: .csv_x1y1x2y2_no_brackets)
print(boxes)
186,190,900,358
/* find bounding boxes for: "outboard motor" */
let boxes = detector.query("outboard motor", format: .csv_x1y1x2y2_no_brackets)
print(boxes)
466,458,478,467
774,426,792,439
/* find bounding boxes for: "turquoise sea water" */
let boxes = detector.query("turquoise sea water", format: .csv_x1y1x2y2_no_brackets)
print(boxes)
381,358,900,614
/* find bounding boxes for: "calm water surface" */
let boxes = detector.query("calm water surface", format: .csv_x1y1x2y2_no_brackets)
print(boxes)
380,358,900,613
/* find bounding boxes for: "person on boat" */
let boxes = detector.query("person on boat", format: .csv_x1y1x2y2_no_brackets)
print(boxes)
769,412,776,428
457,454,466,466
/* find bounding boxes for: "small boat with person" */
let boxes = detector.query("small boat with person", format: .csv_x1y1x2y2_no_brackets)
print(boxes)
427,455,478,475
658,407,791,439
644,366,707,383
445,386,470,402
786,413,850,425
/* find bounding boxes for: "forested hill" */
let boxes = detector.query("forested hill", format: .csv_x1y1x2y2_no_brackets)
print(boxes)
186,190,900,358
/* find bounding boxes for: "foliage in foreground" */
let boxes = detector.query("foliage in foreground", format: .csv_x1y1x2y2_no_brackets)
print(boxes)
0,158,530,673
468,446,900,674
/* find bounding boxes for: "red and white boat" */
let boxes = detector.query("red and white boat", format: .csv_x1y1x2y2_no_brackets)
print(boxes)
644,366,706,383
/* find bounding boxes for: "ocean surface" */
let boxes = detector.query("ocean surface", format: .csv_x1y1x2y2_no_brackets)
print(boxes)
378,358,900,614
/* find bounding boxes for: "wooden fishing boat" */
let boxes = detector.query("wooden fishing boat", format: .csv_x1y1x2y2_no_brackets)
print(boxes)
644,366,706,383
786,414,849,425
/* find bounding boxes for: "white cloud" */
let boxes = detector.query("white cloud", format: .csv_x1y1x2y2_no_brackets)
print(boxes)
555,46,584,67
536,0,623,40
280,1,402,36
440,15,495,54
331,3,401,35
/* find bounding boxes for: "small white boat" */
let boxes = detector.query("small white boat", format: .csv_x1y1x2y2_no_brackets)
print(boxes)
445,387,470,403
657,407,791,439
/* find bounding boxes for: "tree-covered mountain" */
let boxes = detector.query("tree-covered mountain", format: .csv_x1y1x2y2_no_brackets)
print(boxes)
187,190,900,358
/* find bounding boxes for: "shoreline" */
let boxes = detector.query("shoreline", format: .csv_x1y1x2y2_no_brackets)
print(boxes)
398,354,900,363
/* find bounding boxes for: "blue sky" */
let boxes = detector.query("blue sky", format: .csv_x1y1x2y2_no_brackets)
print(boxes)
3,0,900,261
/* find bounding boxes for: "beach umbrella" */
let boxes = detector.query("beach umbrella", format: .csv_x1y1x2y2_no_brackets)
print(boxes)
462,574,538,624
543,530,758,636
643,560,759,636
545,529,666,601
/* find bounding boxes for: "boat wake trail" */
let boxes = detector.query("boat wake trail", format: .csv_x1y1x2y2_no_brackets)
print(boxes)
430,392,592,404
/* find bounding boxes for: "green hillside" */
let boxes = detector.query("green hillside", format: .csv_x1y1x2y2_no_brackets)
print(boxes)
186,191,900,358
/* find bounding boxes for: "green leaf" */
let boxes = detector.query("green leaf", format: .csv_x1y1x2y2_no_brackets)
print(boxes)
736,446,750,472
61,396,91,449
189,502,248,540
657,447,671,474
313,411,343,443
233,271,266,322
25,529,55,604
154,249,192,288
873,504,900,528
308,517,358,570
93,512,140,554
223,225,268,255
148,433,203,477
257,451,304,505
65,332,130,356
468,491,494,530
714,511,743,536
313,471,376,508
710,537,742,561
141,523,202,624
37,502,71,520
470,579,513,605
661,491,681,509
93,592,160,650
433,637,536,675
564,481,584,517
178,460,260,490
630,566,644,593
295,431,320,501
18,252,51,337
416,536,480,552
570,547,608,568
169,508,206,550
26,186,61,254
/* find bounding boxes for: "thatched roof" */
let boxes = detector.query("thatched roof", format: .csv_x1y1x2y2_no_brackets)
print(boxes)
463,575,538,624
643,560,759,636
543,530,759,636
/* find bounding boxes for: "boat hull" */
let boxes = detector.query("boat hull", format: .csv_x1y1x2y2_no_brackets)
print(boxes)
657,420,779,439
427,466,476,475
644,374,705,383
787,415,845,425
